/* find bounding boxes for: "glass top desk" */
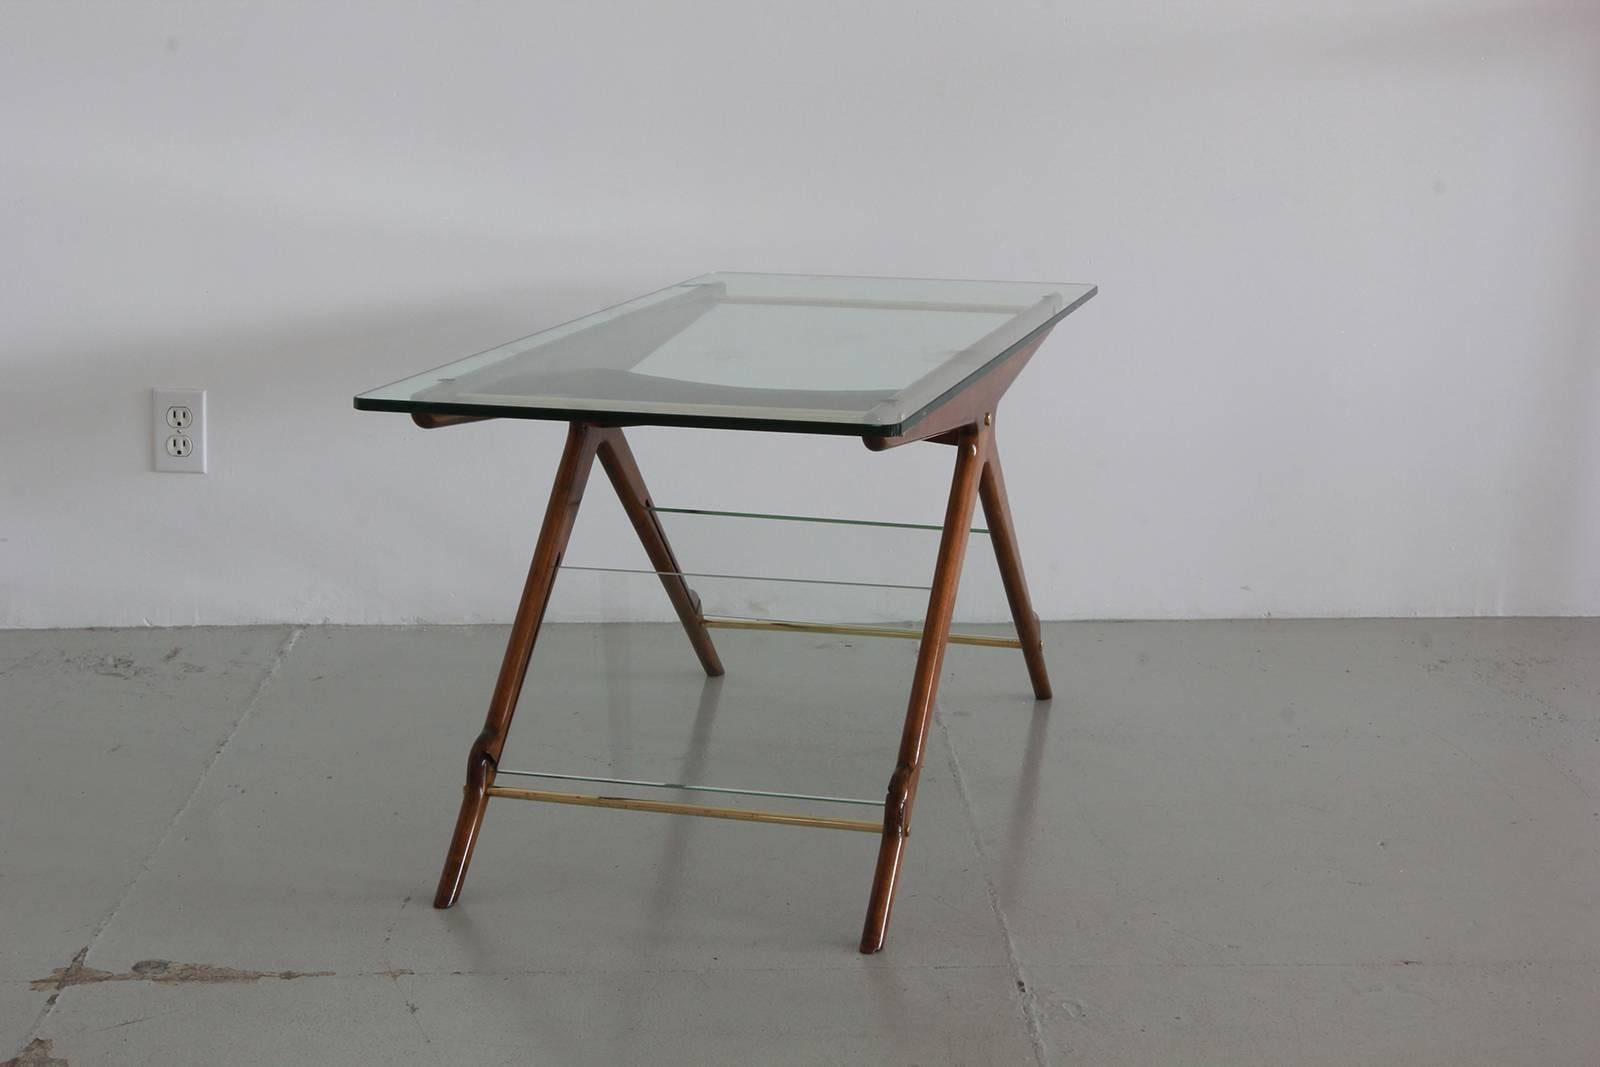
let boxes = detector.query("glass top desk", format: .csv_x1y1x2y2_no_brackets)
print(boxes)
356,272,1096,953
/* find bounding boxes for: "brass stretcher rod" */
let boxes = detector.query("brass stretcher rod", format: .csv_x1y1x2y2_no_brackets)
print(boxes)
492,767,882,806
484,785,884,833
646,504,991,536
701,615,1023,649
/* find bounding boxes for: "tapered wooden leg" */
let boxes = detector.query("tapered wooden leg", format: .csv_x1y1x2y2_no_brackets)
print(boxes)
979,436,1053,700
434,423,602,909
595,429,724,677
860,422,990,953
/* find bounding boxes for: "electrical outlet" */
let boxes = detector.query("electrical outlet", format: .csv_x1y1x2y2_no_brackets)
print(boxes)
153,388,206,473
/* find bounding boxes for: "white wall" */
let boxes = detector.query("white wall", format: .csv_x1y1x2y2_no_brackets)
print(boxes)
3,1,1597,628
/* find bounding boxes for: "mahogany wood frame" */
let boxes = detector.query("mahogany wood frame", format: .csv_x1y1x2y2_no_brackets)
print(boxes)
423,328,1056,954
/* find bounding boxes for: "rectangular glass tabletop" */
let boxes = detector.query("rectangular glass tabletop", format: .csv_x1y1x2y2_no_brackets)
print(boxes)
354,272,1097,436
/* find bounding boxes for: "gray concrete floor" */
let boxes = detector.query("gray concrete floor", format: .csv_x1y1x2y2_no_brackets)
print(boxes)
1,620,1597,1066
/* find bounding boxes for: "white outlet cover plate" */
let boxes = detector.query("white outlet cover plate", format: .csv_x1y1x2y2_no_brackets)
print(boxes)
153,387,206,473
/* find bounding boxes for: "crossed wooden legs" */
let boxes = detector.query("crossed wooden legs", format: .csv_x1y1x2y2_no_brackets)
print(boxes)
431,423,722,909
432,419,1052,957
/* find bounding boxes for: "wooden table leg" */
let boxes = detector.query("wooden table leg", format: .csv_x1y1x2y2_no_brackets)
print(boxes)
433,423,602,908
595,429,724,677
979,435,1053,700
860,421,990,953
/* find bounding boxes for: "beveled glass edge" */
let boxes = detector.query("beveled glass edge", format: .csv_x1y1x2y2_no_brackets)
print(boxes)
352,278,1098,436
864,283,1096,427
354,279,714,404
883,283,1098,434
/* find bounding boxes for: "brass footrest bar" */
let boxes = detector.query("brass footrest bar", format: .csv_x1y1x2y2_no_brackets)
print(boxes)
485,785,884,832
650,504,990,536
702,615,1024,649
494,768,881,806
560,564,930,591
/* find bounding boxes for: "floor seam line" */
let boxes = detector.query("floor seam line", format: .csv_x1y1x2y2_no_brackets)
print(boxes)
18,624,304,1046
936,705,1051,1067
